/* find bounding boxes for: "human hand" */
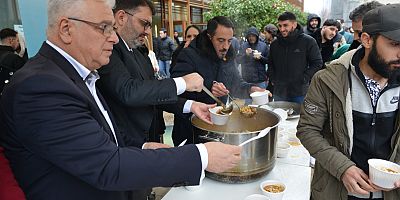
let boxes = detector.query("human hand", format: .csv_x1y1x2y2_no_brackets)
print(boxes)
342,166,377,195
143,142,172,149
182,73,203,92
191,101,215,124
369,179,400,191
245,48,252,55
184,40,191,48
204,142,242,173
211,81,229,97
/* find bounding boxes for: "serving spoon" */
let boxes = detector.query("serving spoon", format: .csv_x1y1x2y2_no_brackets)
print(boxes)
239,127,272,146
202,85,233,114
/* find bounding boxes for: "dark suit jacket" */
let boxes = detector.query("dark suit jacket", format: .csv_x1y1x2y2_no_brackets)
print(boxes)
0,42,202,200
97,35,186,145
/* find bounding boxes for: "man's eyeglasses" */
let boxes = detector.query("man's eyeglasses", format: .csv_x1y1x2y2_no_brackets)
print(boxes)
68,17,116,37
124,10,152,30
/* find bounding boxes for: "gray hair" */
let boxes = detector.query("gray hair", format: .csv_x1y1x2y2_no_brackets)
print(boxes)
349,1,383,22
47,0,115,28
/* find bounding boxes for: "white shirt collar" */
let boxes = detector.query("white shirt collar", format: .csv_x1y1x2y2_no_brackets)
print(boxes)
120,37,132,52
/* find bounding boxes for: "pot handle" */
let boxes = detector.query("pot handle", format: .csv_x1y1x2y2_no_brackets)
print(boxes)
198,133,224,142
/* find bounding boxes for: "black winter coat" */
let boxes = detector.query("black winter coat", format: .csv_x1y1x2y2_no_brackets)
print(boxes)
170,31,253,145
311,28,334,65
0,45,25,93
267,25,322,98
154,36,176,61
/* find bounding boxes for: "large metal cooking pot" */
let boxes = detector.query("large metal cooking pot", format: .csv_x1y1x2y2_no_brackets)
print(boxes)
191,108,281,183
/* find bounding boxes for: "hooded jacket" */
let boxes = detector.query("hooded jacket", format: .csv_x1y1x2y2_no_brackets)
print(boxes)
237,27,269,83
297,49,400,200
303,14,321,35
267,24,322,98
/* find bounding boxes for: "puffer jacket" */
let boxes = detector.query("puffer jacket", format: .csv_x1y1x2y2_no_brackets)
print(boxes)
267,24,322,98
303,13,321,35
237,27,269,83
297,49,400,200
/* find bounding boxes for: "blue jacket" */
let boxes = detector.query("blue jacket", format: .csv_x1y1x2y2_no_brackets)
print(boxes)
237,27,269,83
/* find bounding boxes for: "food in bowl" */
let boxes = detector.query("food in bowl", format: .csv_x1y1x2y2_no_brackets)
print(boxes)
263,184,285,193
380,167,399,174
209,106,231,125
368,158,400,189
216,108,228,115
240,106,257,117
260,180,285,200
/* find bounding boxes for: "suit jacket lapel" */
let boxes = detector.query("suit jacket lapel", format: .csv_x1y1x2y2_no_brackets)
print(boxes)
39,42,117,143
116,34,148,80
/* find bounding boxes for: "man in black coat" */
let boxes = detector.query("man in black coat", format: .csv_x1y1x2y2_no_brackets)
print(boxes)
0,1,242,200
311,19,341,65
170,16,266,146
97,0,212,148
267,12,323,104
97,1,214,199
0,28,26,94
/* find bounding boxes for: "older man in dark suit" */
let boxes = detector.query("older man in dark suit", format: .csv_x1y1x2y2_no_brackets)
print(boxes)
0,0,242,200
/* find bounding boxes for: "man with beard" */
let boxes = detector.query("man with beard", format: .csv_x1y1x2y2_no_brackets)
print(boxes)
303,13,321,36
170,16,266,146
348,1,383,51
267,11,322,103
96,1,217,198
297,4,400,200
311,19,341,65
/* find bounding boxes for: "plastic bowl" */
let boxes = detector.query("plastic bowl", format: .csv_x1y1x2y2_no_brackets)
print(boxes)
276,142,291,158
209,106,231,125
260,180,285,200
250,91,269,105
368,158,400,189
244,194,270,200
253,52,262,59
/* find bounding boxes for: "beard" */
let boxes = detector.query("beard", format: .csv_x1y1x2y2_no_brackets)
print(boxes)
121,19,145,48
368,41,400,79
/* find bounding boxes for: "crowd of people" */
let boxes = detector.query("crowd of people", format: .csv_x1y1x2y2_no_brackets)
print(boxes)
1,0,400,200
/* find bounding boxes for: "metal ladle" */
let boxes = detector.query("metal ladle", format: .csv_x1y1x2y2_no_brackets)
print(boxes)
202,85,233,114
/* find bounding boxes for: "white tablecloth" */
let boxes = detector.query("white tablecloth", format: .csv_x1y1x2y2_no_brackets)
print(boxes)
162,118,312,200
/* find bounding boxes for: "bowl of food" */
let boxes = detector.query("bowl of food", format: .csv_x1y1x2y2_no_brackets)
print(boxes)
260,180,285,200
209,106,232,125
276,142,291,158
286,136,301,147
368,158,400,189
253,52,262,59
250,91,270,105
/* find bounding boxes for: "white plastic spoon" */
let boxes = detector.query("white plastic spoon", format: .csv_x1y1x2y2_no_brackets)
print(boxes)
239,127,272,146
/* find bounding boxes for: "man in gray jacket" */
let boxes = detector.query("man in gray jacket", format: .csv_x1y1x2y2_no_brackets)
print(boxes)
297,4,400,200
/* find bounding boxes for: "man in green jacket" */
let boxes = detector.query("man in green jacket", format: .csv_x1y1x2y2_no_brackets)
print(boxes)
297,4,400,200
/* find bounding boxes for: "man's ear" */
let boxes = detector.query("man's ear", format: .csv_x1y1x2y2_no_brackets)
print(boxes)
114,10,126,27
361,32,373,49
59,18,72,44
